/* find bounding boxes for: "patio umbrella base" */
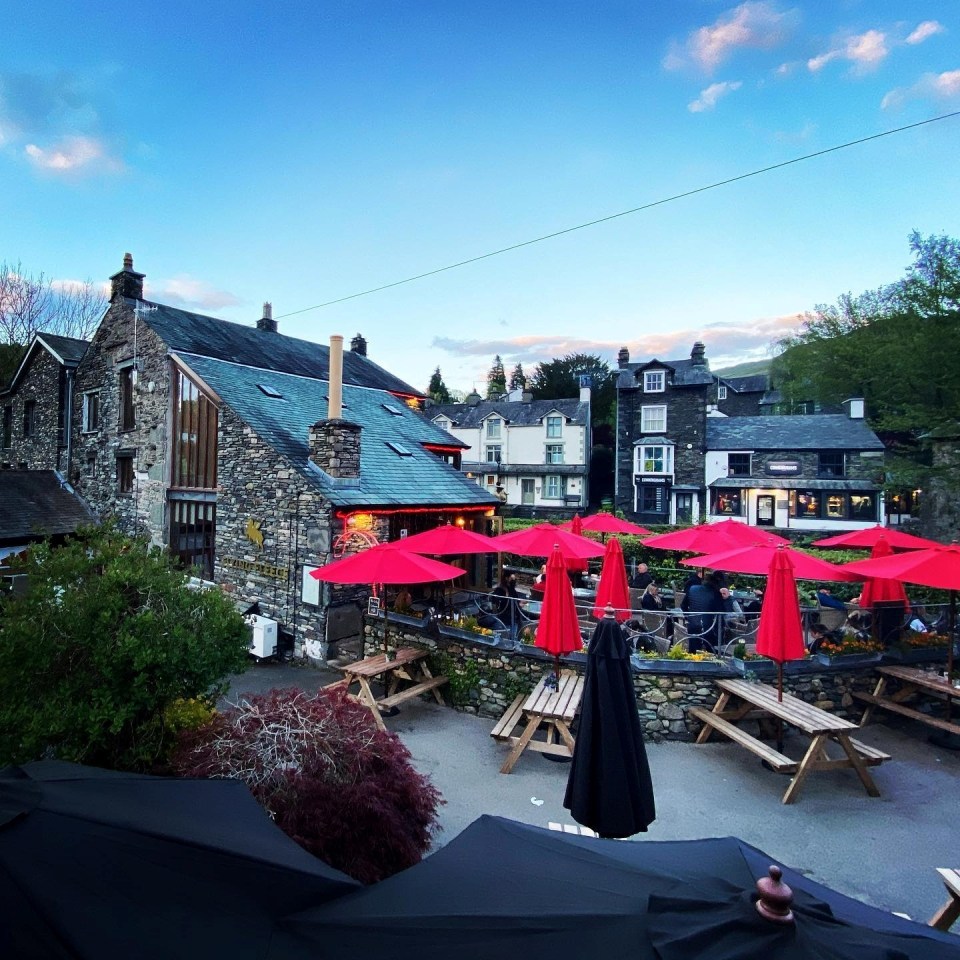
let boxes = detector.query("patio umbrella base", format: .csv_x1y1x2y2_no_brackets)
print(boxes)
928,731,960,751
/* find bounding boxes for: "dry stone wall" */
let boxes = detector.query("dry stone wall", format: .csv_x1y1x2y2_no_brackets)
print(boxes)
1,348,66,471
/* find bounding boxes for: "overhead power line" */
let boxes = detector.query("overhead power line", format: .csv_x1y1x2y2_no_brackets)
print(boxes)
276,110,960,320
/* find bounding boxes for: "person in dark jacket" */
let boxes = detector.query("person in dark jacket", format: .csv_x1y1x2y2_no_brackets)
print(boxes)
683,572,725,653
630,563,654,590
816,586,847,610
640,582,674,639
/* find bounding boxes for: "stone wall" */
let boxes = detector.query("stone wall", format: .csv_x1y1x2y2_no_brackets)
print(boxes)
1,347,66,471
72,301,172,544
365,615,878,740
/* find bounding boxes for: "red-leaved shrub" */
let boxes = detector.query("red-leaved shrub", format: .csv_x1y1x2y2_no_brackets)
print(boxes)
170,688,443,883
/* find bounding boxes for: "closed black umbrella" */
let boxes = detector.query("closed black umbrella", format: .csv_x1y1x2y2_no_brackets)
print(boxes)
563,607,655,838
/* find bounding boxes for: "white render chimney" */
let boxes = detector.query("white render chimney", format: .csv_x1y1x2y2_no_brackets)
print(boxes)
844,398,865,419
328,335,344,420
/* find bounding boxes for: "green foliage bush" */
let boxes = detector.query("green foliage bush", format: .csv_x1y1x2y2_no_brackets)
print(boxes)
0,524,249,770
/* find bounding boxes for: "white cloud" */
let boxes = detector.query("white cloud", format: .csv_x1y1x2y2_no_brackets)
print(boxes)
906,21,945,45
808,29,888,74
149,275,241,311
665,1,795,74
24,135,122,174
882,69,960,110
688,81,743,113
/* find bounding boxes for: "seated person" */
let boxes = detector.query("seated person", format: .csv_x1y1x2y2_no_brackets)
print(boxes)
906,605,933,634
630,562,654,590
393,586,413,613
741,588,763,617
530,564,547,594
816,585,847,610
807,621,842,654
640,582,674,638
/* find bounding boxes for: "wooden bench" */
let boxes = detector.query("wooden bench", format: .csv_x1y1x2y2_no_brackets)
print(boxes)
490,695,526,743
929,868,960,932
845,737,891,766
855,665,960,738
378,675,448,710
688,706,796,772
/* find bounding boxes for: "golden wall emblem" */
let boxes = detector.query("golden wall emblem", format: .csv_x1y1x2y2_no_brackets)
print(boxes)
245,518,265,550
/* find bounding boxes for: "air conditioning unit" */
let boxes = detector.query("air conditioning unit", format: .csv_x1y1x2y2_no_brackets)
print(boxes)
246,615,278,659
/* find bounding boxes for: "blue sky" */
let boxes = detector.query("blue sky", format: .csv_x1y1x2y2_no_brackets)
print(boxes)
2,1,958,394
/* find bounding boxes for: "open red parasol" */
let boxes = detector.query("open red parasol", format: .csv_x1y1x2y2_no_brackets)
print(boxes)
813,525,941,550
569,514,584,536
535,545,585,685
564,514,589,573
592,537,631,622
491,523,605,562
643,519,789,553
391,524,496,556
562,513,651,537
755,548,806,705
856,537,909,608
681,544,858,582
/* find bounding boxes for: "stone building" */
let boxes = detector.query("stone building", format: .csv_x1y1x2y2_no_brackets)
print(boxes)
4,254,498,656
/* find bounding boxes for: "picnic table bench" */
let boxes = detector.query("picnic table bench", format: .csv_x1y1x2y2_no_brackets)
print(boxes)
491,670,584,774
691,677,890,804
854,665,960,737
325,647,447,731
929,868,960,932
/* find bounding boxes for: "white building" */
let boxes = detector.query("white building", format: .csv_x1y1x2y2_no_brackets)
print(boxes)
429,388,591,510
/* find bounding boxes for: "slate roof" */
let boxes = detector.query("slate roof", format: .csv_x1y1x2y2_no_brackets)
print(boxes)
706,415,885,451
2,333,89,395
0,471,94,542
177,354,498,510
133,299,422,397
617,355,713,389
721,374,769,394
429,398,588,428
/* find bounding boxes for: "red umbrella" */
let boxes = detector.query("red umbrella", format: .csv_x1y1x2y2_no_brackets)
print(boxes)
569,514,584,536
562,513,652,537
681,544,858,582
592,537,631,622
856,538,909,608
491,523,605,562
564,514,589,573
643,519,789,553
535,545,585,686
755,548,806,705
813,525,941,550
311,543,466,655
391,524,496,556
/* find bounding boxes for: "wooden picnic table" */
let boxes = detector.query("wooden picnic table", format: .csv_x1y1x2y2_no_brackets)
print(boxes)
326,647,447,731
930,868,960,932
491,670,584,774
854,664,960,738
689,677,890,804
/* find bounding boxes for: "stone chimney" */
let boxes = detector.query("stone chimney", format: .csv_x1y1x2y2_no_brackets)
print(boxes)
109,252,145,302
466,389,482,407
257,302,277,333
690,341,707,366
522,391,533,403
843,397,865,420
350,333,367,356
617,347,630,368
308,419,361,480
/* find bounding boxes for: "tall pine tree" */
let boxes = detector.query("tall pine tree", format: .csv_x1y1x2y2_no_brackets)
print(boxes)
486,354,506,399
427,366,451,404
509,362,526,391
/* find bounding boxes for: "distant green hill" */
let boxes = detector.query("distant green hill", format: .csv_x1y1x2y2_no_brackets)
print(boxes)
713,358,771,379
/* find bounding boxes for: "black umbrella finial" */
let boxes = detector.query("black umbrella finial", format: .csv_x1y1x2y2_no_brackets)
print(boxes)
755,865,795,925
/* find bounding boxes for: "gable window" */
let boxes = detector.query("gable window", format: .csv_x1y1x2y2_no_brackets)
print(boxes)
82,391,101,433
486,418,501,439
22,400,36,438
640,405,666,433
485,445,501,463
544,475,565,499
728,453,751,477
545,415,563,438
433,416,450,429
119,366,136,431
172,369,218,490
638,444,673,475
2,406,11,449
644,370,665,393
818,451,845,478
117,452,134,494
718,384,728,401
545,443,564,465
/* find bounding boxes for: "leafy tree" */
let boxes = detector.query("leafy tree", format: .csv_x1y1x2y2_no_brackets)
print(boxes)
427,366,451,404
0,524,249,770
508,362,526,391
486,354,506,398
171,688,442,883
527,353,616,428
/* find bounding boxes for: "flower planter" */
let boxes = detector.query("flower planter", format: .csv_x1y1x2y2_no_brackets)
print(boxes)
815,651,882,668
631,657,730,676
882,647,948,665
731,657,777,678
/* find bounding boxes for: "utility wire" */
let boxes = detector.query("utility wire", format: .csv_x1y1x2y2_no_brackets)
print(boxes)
276,110,960,320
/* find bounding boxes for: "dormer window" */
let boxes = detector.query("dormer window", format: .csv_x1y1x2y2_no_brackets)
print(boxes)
644,370,665,393
545,415,562,438
433,416,450,429
486,417,502,439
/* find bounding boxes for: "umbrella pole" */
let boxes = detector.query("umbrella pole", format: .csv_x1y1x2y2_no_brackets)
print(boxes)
776,662,785,753
947,592,956,724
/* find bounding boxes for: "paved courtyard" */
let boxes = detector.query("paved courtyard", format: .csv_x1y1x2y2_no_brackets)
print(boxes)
226,658,960,928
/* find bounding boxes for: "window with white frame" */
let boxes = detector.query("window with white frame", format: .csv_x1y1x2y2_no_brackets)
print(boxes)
644,370,665,393
640,405,666,433
717,384,727,401
82,391,101,432
485,417,501,439
637,444,673,474
485,445,501,462
545,443,564,464
545,475,565,499
545,415,562,438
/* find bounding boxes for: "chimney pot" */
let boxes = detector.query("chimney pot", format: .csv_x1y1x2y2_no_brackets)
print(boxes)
110,252,145,302
617,347,630,368
123,252,134,270
257,302,278,333
328,335,344,420
690,341,707,366
350,333,368,357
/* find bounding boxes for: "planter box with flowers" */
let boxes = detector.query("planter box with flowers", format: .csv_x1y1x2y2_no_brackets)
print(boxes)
633,644,730,675
814,636,884,668
883,631,950,665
